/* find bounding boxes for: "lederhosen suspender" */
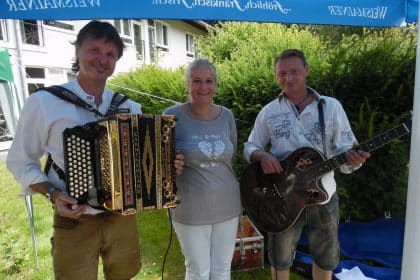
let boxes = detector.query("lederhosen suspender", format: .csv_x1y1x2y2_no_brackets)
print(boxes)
41,85,130,117
40,85,131,180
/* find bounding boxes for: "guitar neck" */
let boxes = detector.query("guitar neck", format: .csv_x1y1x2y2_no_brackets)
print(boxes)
308,122,410,180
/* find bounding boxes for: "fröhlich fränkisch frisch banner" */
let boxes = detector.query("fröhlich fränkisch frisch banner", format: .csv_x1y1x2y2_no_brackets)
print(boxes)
0,0,417,27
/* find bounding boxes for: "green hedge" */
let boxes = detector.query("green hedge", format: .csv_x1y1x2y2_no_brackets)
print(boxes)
109,22,415,221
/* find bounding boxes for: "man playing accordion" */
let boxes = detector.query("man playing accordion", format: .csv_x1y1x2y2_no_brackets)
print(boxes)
7,20,183,280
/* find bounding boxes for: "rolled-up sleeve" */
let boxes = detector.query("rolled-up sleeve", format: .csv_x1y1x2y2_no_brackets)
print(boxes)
6,95,50,194
330,100,359,174
243,108,270,162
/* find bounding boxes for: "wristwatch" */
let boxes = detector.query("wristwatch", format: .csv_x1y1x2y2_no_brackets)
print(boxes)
45,186,60,203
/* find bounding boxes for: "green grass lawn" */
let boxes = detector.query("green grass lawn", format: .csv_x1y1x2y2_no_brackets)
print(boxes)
0,160,303,280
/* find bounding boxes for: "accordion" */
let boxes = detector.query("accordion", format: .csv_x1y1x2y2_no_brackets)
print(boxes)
62,114,178,215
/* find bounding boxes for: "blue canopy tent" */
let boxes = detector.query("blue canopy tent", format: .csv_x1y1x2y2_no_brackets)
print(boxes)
0,0,417,27
1,1,419,278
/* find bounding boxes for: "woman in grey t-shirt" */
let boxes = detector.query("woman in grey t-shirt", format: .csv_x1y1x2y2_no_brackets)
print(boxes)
164,59,241,280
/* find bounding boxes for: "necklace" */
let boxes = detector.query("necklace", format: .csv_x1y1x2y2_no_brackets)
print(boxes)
293,92,310,111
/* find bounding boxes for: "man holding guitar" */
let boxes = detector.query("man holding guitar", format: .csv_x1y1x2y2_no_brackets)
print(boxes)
243,49,370,280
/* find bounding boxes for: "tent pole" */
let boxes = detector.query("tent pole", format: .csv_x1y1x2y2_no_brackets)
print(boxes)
25,194,38,267
12,20,29,101
401,4,420,278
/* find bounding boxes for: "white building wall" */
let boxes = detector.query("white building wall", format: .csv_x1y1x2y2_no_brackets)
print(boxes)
0,19,209,139
157,20,207,69
1,19,208,88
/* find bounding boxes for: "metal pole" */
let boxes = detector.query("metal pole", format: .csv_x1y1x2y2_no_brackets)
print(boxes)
401,3,420,278
25,194,38,267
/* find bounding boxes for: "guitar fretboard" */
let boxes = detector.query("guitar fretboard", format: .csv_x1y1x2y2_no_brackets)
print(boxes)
306,122,410,182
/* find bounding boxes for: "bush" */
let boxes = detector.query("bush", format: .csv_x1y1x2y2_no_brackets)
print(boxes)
109,22,415,221
317,27,415,220
109,65,186,113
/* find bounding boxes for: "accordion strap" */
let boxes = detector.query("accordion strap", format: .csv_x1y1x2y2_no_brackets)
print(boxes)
40,85,131,179
38,85,130,117
106,93,130,116
44,154,66,180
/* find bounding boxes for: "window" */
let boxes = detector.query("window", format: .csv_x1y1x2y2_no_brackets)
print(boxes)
0,20,7,41
48,68,64,83
155,21,169,51
25,67,45,94
114,19,132,44
148,20,169,53
186,33,196,58
148,24,157,62
133,22,144,60
20,20,43,46
28,83,45,94
67,72,77,81
0,106,12,140
26,67,45,78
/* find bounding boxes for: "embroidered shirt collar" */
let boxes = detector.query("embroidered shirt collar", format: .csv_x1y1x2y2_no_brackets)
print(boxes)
65,79,114,113
278,86,324,103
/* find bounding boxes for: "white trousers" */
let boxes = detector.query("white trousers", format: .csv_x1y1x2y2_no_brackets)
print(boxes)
173,216,239,280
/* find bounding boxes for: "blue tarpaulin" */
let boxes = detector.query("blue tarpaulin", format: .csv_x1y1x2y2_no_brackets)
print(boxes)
0,0,418,27
295,218,405,279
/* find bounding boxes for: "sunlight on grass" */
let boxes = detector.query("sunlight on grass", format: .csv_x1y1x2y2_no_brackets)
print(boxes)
0,161,55,280
0,160,303,280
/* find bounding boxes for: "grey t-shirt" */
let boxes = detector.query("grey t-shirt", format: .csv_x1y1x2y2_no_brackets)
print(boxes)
164,104,242,225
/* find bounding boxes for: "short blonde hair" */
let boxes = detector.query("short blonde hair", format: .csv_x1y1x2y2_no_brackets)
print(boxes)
185,59,218,83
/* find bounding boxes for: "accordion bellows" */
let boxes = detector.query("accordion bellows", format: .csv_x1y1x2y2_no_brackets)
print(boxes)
63,114,178,215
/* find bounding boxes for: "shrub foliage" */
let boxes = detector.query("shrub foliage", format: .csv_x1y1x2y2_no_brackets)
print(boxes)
109,22,415,221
